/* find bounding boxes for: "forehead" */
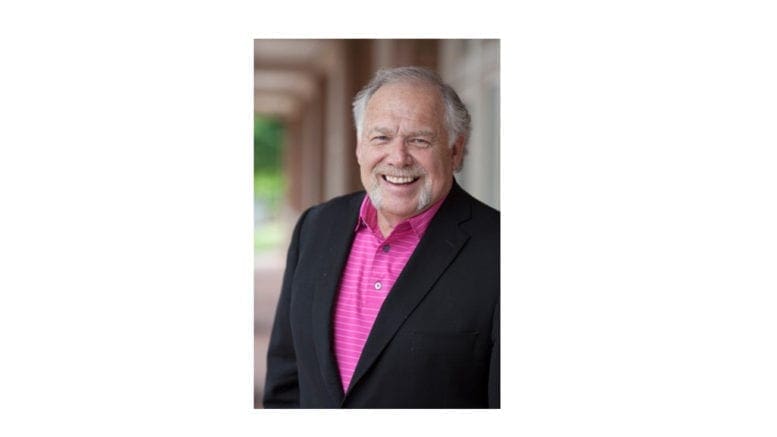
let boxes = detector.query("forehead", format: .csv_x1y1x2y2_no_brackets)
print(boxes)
364,82,445,128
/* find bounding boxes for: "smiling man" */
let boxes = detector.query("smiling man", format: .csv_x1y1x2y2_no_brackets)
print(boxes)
357,78,462,237
263,67,500,408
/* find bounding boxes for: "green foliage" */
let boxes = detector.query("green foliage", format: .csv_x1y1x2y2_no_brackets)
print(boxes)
254,115,285,253
254,114,284,213
254,171,283,199
254,171,283,212
254,115,283,173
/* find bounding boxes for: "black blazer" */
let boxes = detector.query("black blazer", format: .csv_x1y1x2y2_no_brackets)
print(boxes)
263,181,500,408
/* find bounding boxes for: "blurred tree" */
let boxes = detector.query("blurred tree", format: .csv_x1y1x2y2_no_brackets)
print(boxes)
254,116,283,173
254,115,284,204
254,115,284,250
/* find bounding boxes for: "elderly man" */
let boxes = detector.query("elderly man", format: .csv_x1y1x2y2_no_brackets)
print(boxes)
263,66,499,408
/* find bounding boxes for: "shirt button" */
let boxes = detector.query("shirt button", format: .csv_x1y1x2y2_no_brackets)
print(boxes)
374,281,382,290
382,244,390,253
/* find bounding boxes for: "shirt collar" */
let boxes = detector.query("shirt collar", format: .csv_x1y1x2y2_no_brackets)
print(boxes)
355,190,448,239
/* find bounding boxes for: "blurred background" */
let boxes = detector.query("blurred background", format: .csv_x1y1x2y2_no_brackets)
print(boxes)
254,39,500,408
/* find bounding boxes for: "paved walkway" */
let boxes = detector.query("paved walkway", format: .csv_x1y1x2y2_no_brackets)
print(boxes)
254,249,285,408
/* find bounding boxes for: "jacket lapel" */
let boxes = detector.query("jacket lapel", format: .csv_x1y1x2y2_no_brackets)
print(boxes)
344,182,472,398
311,193,364,405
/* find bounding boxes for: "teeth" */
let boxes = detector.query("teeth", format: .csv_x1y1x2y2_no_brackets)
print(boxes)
385,175,416,184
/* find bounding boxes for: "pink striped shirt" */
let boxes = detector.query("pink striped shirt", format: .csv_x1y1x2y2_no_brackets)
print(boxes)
332,194,446,392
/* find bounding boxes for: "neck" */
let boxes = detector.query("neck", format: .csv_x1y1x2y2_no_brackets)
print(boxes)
376,212,402,238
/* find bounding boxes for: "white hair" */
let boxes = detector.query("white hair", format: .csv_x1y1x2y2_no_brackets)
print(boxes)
352,66,471,171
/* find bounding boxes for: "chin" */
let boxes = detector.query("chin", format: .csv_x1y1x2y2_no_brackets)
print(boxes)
380,200,419,219
367,174,435,216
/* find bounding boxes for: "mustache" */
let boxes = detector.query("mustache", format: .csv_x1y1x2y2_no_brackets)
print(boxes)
372,165,426,178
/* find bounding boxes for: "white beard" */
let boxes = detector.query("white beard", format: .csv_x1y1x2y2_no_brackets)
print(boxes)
367,176,433,213
415,179,432,212
367,178,383,210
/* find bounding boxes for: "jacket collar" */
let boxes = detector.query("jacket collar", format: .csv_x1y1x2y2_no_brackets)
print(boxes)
344,180,473,401
310,180,473,405
309,192,364,405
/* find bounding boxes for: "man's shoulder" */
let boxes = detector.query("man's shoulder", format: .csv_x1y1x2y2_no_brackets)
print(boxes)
452,184,499,227
440,185,499,250
467,192,499,221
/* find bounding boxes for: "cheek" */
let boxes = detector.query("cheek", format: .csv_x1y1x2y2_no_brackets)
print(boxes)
358,153,378,177
357,145,371,164
425,154,451,177
359,156,374,171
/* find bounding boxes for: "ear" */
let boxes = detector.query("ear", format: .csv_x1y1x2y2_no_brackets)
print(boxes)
450,136,465,171
355,138,363,164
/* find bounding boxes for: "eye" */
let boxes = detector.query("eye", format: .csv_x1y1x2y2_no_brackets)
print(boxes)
409,138,432,148
371,135,389,143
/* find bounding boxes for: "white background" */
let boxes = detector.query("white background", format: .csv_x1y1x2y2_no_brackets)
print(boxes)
1,1,775,435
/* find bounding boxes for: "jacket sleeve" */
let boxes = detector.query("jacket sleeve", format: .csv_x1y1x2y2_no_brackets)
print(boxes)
262,209,309,408
488,299,500,408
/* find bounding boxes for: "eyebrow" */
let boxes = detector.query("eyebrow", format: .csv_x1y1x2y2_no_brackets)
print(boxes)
368,127,394,136
406,130,436,138
367,127,437,137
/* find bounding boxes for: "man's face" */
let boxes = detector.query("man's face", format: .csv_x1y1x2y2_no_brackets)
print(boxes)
357,82,464,226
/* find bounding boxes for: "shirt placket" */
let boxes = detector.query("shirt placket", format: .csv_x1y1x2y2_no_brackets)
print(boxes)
371,234,390,294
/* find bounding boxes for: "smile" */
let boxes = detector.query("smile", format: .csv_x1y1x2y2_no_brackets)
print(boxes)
382,175,420,185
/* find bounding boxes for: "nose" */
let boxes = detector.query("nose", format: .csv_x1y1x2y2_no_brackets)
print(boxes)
385,137,413,167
